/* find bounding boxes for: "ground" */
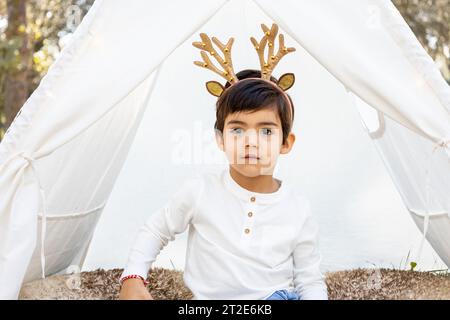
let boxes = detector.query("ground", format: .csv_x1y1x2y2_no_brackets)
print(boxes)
18,267,450,300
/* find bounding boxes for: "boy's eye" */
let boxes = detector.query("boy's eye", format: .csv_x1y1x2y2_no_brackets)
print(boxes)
230,128,243,134
260,128,273,136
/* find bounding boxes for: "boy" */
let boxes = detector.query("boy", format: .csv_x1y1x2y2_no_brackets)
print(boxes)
119,24,328,300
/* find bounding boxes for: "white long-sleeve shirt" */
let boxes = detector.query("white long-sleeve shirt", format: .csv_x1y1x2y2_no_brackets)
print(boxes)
121,168,328,300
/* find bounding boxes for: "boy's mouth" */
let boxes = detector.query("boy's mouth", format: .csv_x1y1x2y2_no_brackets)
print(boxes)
243,154,260,160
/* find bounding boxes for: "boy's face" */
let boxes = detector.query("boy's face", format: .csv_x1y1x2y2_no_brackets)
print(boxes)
216,106,295,177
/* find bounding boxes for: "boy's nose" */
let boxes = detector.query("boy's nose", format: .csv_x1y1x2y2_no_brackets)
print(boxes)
245,140,258,148
244,130,258,147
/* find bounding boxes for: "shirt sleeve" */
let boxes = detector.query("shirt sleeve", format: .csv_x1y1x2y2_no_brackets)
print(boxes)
120,177,203,281
293,197,328,300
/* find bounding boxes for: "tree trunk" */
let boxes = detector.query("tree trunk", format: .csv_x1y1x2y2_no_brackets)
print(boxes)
3,0,32,132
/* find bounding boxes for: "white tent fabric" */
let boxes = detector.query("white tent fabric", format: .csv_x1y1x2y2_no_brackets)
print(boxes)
0,0,449,299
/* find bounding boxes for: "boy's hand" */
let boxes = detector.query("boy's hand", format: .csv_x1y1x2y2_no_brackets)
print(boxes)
119,278,154,300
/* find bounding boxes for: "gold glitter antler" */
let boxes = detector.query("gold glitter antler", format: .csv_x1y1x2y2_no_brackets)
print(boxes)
250,23,296,80
193,33,239,84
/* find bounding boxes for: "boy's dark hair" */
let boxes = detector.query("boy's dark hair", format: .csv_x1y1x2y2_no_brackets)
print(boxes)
214,69,294,144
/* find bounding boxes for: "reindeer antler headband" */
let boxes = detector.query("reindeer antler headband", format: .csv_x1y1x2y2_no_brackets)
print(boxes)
193,23,296,98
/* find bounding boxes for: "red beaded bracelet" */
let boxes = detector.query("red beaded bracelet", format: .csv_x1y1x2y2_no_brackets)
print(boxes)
120,274,149,286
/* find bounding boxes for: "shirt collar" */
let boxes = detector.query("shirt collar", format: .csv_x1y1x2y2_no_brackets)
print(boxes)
222,168,288,205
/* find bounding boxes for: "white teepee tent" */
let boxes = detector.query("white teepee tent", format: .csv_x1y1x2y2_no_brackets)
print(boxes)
0,0,449,299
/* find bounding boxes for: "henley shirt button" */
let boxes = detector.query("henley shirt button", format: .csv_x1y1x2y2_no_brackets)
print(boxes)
244,228,250,234
248,212,253,217
250,196,256,202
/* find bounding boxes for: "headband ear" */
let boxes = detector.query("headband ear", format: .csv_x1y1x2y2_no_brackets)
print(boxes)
206,81,225,97
278,73,295,91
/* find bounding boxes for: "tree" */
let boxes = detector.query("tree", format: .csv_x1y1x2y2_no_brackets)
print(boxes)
2,0,32,139
393,0,450,82
0,0,93,140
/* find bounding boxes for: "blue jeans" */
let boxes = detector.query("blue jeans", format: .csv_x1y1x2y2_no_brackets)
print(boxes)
264,289,300,300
